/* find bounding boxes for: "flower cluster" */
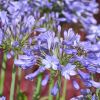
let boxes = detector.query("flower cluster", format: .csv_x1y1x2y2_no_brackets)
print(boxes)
15,27,100,99
0,0,100,99
30,0,99,33
0,0,60,58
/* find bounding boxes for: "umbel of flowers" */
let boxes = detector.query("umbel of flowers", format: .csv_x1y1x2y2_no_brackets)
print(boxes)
14,27,100,100
0,0,100,100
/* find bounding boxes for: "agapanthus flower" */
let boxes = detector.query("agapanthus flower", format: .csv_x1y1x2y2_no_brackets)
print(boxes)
60,0,100,38
0,11,9,25
80,89,91,96
80,41,100,52
64,48,77,55
92,94,98,100
72,80,80,90
7,0,31,17
6,52,12,59
32,0,53,9
86,65,97,73
33,27,100,97
42,55,59,70
84,80,92,88
89,80,100,88
70,95,84,100
0,0,55,61
77,69,91,80
41,75,49,86
0,96,6,100
14,55,36,69
0,0,100,99
88,25,100,36
36,30,56,50
86,24,100,44
0,29,4,45
25,67,45,80
34,28,47,33
61,63,76,80
51,82,59,96
63,28,80,46
96,67,100,73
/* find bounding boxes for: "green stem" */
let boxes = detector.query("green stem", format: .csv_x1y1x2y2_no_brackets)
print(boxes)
56,72,61,100
96,89,100,100
9,59,16,100
61,79,67,100
17,68,22,94
0,52,7,95
48,78,54,100
33,74,42,100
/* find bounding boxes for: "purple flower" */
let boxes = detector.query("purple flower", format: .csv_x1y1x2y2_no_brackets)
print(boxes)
42,55,59,70
64,28,75,41
62,11,78,23
0,11,9,25
11,41,19,47
25,67,45,80
7,1,30,16
0,29,4,45
61,63,76,80
57,25,61,33
87,66,96,73
22,48,33,56
63,28,80,46
62,0,99,27
0,96,6,100
87,53,97,60
70,95,84,100
33,0,53,9
34,28,47,32
89,80,100,88
88,58,100,66
41,75,49,86
51,82,59,96
77,70,91,80
72,80,80,90
86,34,97,43
64,49,77,55
80,89,91,95
84,80,92,87
87,24,100,36
36,30,56,50
7,53,12,59
23,15,35,32
92,94,98,100
96,67,100,73
80,41,100,52
14,55,36,69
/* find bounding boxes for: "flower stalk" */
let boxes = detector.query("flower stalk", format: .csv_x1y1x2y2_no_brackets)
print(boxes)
61,78,67,100
9,55,17,100
33,73,43,100
0,52,7,95
56,72,61,100
48,79,54,100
